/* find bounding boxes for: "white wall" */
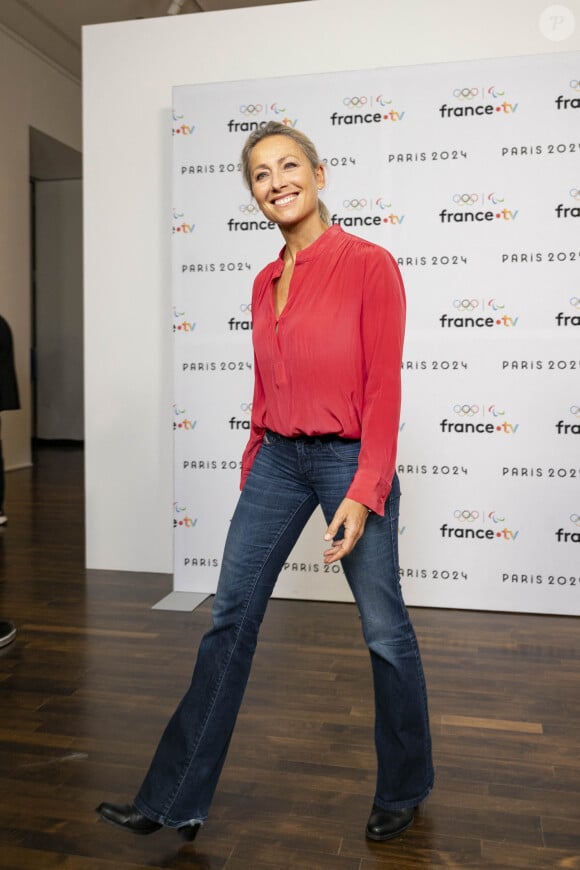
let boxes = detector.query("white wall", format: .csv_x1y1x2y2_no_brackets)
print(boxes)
35,179,84,440
0,26,81,470
83,0,580,573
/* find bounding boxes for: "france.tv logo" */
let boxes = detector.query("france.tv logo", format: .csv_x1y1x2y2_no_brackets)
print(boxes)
330,94,405,126
440,508,519,541
555,188,580,219
173,502,198,529
555,513,580,543
440,404,519,434
330,196,404,227
440,85,518,117
439,192,518,224
172,209,194,234
173,307,196,334
440,297,519,328
173,404,197,432
555,296,580,327
172,111,195,136
555,405,580,435
554,79,580,110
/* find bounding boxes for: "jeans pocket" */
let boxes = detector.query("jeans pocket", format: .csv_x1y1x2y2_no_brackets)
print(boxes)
327,440,361,462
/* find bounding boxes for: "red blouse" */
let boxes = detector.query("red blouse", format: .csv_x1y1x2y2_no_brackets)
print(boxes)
240,225,406,516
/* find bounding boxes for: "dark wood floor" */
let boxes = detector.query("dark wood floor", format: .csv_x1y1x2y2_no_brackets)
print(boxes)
0,445,579,869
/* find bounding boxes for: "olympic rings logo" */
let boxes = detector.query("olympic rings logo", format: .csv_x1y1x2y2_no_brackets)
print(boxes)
454,510,479,521
452,87,478,99
453,299,479,311
240,402,253,413
453,404,479,417
570,297,580,308
239,303,252,313
343,198,367,209
343,96,368,107
570,79,580,90
239,203,259,214
570,514,580,525
239,104,263,115
570,405,580,417
452,193,479,205
569,188,580,200
488,511,505,524
488,405,505,418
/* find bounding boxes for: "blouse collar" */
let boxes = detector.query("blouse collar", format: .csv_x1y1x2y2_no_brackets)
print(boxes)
272,225,344,276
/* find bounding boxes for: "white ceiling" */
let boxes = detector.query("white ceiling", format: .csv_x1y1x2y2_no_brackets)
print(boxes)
0,0,307,79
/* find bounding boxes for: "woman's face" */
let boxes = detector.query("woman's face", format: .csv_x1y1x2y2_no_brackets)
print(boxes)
248,134,325,230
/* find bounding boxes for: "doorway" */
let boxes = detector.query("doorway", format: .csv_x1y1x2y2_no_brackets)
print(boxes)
29,127,83,445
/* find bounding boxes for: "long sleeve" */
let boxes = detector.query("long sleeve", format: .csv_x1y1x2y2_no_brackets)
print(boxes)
345,248,406,515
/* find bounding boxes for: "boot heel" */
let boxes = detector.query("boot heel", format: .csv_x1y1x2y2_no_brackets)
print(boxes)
178,822,200,842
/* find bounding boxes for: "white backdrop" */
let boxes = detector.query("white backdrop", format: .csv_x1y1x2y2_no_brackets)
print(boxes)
172,50,579,616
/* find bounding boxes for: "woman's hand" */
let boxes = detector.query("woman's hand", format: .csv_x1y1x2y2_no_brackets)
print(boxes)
323,498,370,564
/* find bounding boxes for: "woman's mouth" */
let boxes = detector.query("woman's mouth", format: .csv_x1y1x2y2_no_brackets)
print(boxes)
272,193,298,207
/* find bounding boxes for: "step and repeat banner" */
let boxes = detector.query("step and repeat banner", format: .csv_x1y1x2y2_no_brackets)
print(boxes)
172,50,579,616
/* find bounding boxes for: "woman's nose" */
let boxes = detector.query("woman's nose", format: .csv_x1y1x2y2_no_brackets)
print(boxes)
270,170,286,190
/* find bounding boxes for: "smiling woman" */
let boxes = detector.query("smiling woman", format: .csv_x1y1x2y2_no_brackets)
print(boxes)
97,120,433,847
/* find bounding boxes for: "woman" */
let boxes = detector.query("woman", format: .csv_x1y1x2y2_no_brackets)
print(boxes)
97,121,433,843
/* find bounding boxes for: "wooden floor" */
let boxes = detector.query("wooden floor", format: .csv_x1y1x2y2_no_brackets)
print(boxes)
0,445,579,869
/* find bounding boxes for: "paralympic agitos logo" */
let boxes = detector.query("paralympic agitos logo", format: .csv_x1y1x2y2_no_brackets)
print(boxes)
440,509,519,541
330,94,405,127
439,192,518,224
440,404,519,435
439,85,518,118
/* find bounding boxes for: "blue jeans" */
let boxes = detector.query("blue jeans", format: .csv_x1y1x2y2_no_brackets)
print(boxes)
134,434,434,827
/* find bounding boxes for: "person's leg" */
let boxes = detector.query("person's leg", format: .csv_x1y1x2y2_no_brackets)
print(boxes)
312,443,433,811
134,436,318,828
0,416,5,522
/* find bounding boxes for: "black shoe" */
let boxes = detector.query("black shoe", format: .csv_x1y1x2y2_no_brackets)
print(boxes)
365,804,415,841
97,802,162,835
0,620,16,649
96,802,200,842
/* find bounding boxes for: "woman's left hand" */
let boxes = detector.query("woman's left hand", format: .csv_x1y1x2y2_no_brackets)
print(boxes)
323,498,370,564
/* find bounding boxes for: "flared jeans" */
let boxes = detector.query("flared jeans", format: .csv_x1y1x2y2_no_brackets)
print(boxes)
134,433,434,827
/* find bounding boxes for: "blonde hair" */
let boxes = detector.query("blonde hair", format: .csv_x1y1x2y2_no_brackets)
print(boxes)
240,121,330,226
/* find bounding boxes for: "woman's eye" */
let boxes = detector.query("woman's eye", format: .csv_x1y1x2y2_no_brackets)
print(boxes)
255,172,268,182
284,162,297,170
